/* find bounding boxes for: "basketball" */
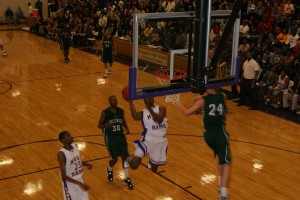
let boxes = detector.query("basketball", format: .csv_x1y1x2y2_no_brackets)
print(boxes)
122,86,129,101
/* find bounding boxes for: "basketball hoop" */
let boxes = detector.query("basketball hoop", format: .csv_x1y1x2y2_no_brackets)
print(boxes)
154,69,187,105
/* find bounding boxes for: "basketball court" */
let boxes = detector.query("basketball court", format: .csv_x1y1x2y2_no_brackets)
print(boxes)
0,8,300,200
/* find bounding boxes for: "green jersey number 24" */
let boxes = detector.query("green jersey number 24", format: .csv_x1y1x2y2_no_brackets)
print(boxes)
208,104,224,116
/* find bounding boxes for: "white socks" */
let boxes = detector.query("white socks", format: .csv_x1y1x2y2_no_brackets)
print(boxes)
220,187,228,198
123,168,129,179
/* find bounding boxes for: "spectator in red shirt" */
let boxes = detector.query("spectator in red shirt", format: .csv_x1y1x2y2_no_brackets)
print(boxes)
280,0,286,12
262,6,274,26
257,17,274,46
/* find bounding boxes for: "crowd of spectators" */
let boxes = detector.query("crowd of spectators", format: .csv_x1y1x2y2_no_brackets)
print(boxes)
27,0,300,113
236,0,300,113
30,0,196,46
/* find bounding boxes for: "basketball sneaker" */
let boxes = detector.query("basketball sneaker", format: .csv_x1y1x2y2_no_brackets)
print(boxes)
219,187,228,200
123,178,134,190
103,73,108,78
106,168,113,181
220,197,228,200
108,70,112,76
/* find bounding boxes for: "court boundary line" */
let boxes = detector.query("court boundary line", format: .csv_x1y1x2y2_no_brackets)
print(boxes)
141,162,203,200
1,133,299,155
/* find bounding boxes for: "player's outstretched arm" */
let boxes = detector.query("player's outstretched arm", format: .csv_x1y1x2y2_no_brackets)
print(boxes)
129,101,142,120
178,96,204,116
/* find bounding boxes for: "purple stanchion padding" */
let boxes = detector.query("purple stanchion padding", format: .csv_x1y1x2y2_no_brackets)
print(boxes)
128,66,137,100
128,66,190,100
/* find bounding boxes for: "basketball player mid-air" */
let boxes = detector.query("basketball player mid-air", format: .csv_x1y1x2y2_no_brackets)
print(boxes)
128,97,168,173
177,88,231,200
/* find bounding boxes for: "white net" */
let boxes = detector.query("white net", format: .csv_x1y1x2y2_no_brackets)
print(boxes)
165,94,181,105
154,69,184,105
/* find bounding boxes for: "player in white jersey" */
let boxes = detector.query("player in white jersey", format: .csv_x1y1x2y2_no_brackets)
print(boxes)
0,37,8,56
58,131,92,200
128,97,168,172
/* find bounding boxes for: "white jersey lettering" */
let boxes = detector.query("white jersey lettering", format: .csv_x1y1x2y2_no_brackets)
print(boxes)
59,144,83,179
142,106,168,141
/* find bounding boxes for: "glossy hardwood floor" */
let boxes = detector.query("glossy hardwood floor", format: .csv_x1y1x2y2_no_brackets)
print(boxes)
0,30,300,200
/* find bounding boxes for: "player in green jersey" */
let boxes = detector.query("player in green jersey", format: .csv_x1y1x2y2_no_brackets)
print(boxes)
97,28,116,78
178,88,231,200
98,95,133,190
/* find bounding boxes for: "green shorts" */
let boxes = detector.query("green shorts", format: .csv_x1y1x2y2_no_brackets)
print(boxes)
101,50,113,63
104,134,128,160
204,128,231,165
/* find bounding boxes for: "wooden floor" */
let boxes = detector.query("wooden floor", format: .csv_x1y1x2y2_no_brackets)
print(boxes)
0,30,300,200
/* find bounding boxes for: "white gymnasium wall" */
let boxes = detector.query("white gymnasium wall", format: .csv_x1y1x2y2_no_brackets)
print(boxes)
1,0,48,20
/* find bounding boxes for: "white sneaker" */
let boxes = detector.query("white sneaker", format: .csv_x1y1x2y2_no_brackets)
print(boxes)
220,197,228,200
103,73,108,78
2,52,8,56
108,70,112,76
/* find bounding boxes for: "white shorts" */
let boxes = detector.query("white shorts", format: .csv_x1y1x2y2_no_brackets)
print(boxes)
134,138,168,165
62,177,89,200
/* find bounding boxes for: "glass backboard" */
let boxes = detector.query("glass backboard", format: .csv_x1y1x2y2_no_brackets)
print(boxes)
128,10,240,100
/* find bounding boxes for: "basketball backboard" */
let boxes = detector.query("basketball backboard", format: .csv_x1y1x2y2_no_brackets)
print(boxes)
128,10,240,100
